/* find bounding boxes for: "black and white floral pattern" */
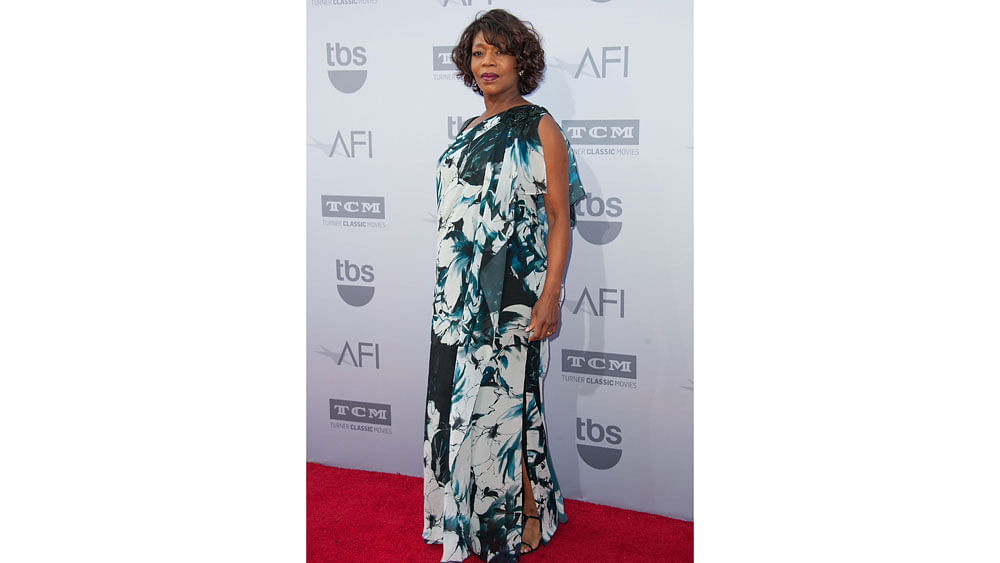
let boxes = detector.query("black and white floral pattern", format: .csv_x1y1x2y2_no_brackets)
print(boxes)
423,104,585,562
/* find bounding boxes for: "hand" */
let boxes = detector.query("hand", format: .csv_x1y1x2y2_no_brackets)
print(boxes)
526,293,560,342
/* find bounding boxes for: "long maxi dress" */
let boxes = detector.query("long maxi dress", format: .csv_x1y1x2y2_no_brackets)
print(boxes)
422,104,586,563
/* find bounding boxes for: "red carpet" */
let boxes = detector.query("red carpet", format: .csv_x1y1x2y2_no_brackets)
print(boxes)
307,462,693,562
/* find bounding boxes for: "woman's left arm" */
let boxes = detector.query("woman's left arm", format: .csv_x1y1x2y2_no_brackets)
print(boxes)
526,114,571,342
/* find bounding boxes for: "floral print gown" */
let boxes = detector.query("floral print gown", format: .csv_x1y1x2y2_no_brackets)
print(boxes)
423,104,586,562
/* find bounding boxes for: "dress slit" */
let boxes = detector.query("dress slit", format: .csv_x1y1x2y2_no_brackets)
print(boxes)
518,368,530,554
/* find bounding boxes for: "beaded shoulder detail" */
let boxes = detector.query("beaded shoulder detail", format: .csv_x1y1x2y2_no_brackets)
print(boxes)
507,104,548,130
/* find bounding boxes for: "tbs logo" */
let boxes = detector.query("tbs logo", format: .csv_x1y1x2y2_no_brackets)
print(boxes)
574,193,622,245
327,42,367,93
336,259,375,306
447,116,470,139
576,418,623,470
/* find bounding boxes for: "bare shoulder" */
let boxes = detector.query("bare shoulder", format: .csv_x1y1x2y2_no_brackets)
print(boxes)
536,113,561,143
536,113,565,158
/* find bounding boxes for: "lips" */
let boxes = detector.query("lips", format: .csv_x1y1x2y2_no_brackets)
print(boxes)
481,73,499,82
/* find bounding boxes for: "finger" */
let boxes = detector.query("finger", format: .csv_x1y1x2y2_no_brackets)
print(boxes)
535,324,549,340
531,323,546,341
525,322,537,341
525,310,536,330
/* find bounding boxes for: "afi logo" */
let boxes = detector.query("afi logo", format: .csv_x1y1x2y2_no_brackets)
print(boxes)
322,196,385,219
317,341,381,369
329,398,392,426
561,120,640,145
309,130,373,158
576,418,623,470
562,350,636,379
575,46,630,79
564,287,624,317
574,193,623,245
336,259,375,306
327,42,368,93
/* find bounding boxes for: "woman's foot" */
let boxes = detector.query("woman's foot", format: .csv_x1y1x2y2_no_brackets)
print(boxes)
520,452,541,553
520,514,541,553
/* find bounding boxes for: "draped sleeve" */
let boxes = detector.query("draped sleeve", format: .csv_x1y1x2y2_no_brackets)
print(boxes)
514,110,587,227
471,105,587,322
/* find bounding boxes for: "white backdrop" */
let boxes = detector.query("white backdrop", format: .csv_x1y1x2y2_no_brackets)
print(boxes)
306,0,692,521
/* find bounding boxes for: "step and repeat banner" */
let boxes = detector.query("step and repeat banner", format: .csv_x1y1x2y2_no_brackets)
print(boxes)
306,0,692,521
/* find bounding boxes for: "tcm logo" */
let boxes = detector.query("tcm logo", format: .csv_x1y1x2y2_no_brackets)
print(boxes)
574,193,623,245
575,46,630,79
327,42,367,93
562,120,639,145
308,130,373,158
439,0,493,6
322,196,385,219
576,418,622,470
433,46,456,71
562,350,636,379
564,287,625,318
329,398,391,426
336,259,375,306
316,341,380,369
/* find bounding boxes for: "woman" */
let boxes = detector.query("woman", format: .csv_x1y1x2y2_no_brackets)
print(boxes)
422,9,586,563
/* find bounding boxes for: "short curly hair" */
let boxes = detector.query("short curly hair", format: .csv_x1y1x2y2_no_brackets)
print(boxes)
451,9,545,96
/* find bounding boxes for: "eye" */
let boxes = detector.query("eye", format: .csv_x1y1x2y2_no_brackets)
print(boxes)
472,50,482,57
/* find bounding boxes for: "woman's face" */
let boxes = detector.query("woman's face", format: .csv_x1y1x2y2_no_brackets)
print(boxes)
469,31,519,97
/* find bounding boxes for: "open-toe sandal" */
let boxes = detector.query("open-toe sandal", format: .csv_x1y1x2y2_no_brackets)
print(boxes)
520,514,542,554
